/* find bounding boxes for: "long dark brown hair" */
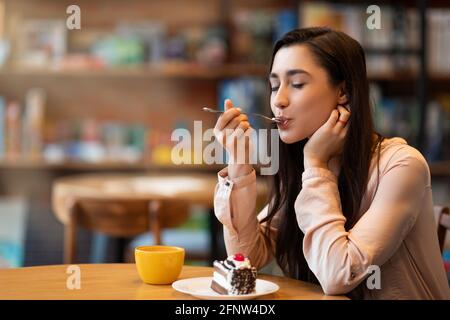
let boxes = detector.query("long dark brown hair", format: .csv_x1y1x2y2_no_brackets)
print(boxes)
261,27,385,287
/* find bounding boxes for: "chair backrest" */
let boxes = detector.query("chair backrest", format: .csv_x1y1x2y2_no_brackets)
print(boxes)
434,206,450,253
75,198,190,237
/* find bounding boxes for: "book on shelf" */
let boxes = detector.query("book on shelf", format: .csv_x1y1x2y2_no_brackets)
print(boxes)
0,197,28,268
22,88,46,160
0,89,47,161
428,95,450,162
5,101,21,160
427,9,450,74
273,9,299,44
0,96,4,158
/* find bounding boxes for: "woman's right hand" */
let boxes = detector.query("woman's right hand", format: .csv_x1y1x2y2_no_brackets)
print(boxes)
213,99,254,178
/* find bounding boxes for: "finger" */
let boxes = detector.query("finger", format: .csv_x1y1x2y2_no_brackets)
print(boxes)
234,121,250,137
230,128,251,158
227,120,251,141
326,109,340,128
223,114,248,132
224,99,234,111
237,113,248,122
337,105,350,122
216,108,241,131
228,122,251,154
335,106,350,129
335,118,348,130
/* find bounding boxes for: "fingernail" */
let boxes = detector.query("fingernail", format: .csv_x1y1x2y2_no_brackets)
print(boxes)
237,108,242,112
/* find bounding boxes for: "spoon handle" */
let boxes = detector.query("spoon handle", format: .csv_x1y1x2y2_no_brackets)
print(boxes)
202,107,224,114
202,107,279,123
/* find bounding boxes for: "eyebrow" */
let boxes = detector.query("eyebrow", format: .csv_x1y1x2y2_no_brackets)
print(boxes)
269,69,310,78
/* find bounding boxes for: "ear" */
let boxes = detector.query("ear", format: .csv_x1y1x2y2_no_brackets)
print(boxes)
337,83,348,106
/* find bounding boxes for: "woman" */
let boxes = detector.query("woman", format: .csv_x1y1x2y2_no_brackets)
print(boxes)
212,27,449,299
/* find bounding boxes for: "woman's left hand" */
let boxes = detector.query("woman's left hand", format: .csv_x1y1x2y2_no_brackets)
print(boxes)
303,105,350,169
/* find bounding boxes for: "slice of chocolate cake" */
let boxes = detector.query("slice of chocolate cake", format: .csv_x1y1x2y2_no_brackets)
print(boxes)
210,253,257,295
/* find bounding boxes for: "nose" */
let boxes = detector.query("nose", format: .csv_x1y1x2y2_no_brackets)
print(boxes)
272,86,289,110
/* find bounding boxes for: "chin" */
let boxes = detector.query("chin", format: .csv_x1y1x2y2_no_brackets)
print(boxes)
278,130,309,144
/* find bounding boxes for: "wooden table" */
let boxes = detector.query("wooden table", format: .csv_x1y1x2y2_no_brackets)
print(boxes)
0,264,348,300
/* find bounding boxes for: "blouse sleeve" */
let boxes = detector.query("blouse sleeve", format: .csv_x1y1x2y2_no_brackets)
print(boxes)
214,167,277,270
294,148,430,295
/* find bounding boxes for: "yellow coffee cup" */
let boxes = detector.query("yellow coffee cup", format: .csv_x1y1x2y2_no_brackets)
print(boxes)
135,245,185,284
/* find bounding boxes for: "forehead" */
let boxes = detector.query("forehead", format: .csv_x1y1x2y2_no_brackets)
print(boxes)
271,44,318,75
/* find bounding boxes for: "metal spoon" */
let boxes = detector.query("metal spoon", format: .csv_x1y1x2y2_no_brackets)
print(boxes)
202,107,281,123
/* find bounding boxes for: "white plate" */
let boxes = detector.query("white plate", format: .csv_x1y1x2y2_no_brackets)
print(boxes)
172,277,279,300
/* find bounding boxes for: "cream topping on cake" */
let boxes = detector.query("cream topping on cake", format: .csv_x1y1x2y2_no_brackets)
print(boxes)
223,254,251,269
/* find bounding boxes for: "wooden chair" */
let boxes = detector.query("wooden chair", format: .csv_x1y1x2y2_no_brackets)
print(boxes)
63,197,189,264
434,205,450,253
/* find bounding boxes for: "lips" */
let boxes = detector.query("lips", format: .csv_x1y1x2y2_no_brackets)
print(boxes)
275,116,291,128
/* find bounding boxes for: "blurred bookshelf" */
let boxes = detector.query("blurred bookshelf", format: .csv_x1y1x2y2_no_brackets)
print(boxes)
0,0,448,174
0,62,268,79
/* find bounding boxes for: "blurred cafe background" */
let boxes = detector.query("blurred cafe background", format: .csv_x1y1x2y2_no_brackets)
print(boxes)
0,0,448,282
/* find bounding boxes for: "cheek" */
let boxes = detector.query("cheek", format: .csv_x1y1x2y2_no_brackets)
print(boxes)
292,91,334,131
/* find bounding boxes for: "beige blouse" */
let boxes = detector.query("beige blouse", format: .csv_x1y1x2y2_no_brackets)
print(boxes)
214,137,450,299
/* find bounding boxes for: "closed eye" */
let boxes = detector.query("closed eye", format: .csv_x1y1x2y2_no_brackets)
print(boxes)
270,83,305,92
